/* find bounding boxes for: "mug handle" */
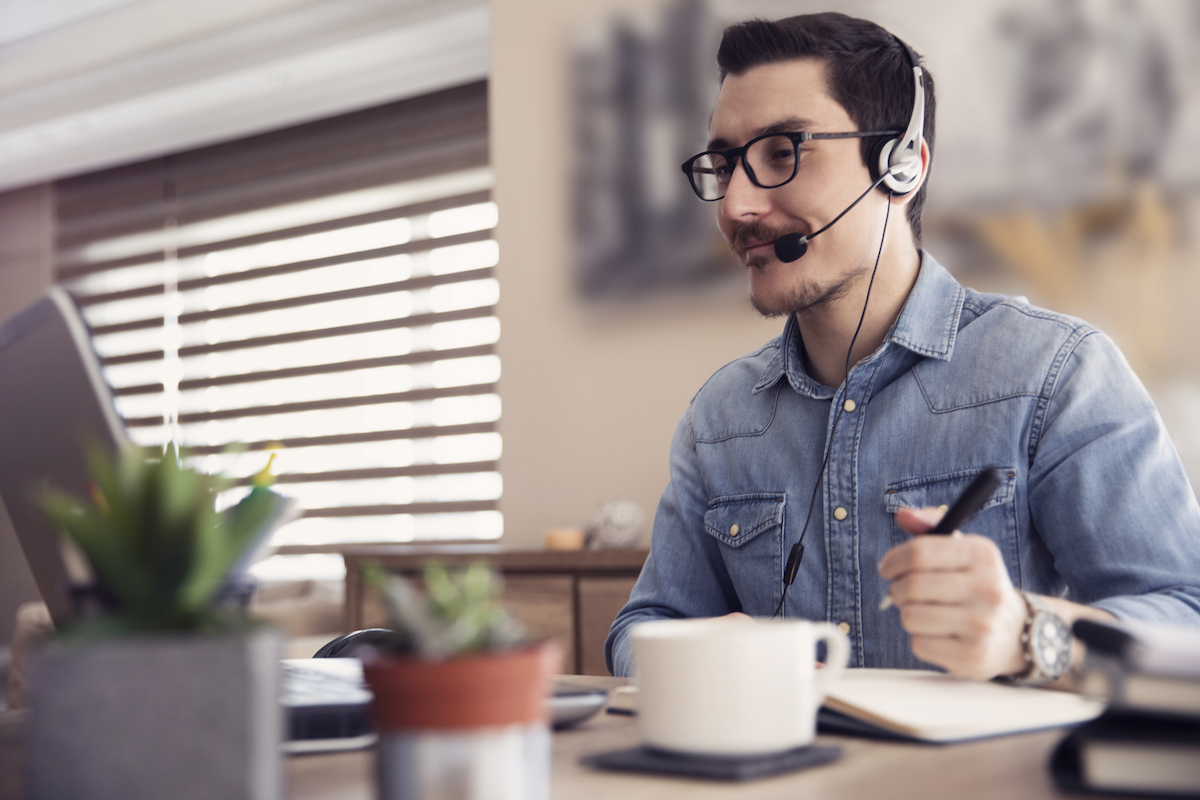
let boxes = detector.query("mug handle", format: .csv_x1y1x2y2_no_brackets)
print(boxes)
810,622,850,701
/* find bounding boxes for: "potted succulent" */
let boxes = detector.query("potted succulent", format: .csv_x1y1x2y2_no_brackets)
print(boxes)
359,562,561,800
28,444,292,800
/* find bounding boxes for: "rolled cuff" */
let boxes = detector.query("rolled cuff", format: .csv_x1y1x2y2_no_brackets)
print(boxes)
1090,589,1200,627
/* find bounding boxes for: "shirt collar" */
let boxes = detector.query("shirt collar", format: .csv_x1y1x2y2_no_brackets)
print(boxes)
753,251,966,396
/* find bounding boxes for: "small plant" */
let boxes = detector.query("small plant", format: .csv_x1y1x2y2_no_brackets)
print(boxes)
364,561,526,660
41,443,289,634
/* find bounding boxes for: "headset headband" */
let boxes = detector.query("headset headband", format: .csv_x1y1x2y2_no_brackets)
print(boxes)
875,33,925,194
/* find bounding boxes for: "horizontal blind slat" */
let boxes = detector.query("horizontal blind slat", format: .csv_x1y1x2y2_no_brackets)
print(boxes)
57,190,492,280
185,421,498,455
123,383,499,427
263,461,499,485
110,344,496,396
86,266,495,335
302,499,497,518
100,305,497,365
76,233,494,309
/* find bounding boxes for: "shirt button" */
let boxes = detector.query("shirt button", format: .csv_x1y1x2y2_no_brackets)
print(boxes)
843,399,856,412
833,507,848,521
729,524,740,537
837,622,851,635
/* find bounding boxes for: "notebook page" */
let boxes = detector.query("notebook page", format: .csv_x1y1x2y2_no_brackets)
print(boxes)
824,669,1105,742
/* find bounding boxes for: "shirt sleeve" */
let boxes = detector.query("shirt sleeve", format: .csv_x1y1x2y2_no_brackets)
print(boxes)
1027,330,1200,624
604,402,742,676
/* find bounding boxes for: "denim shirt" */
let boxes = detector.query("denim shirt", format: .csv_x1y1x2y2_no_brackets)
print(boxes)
607,253,1200,677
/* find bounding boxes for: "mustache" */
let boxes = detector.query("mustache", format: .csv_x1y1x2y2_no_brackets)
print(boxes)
730,221,811,255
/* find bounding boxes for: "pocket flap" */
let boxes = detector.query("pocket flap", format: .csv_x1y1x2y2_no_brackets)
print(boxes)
884,469,1015,515
703,493,786,548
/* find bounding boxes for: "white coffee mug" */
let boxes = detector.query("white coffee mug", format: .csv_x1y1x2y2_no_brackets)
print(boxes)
631,616,850,756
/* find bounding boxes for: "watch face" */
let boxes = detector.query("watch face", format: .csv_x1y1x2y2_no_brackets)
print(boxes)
1031,612,1073,678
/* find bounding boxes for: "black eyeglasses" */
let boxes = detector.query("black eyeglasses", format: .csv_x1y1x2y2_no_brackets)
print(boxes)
681,130,901,201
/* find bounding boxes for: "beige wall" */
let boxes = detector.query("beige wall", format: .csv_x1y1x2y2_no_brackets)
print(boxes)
0,184,55,644
490,0,779,548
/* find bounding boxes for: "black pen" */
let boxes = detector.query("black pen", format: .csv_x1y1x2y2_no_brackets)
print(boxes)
879,467,1002,610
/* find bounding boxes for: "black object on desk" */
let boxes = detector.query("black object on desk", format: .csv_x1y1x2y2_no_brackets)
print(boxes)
1051,713,1200,797
1050,619,1200,796
583,744,842,781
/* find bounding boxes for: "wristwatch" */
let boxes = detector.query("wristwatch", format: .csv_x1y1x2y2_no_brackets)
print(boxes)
1011,591,1073,683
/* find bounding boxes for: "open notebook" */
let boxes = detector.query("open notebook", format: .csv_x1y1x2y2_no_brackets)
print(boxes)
610,669,1105,744
820,669,1104,743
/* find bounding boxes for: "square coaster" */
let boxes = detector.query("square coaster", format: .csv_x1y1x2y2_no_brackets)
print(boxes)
582,743,842,781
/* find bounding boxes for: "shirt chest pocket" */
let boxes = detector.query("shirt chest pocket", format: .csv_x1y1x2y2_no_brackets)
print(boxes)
884,468,1021,584
703,493,786,548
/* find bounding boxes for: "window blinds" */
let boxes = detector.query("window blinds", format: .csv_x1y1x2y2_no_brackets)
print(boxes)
52,81,502,549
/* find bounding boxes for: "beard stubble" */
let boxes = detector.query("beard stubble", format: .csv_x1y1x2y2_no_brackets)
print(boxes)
735,220,867,318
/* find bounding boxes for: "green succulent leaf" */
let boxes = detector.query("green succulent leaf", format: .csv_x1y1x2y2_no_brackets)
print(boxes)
40,443,288,635
363,560,526,660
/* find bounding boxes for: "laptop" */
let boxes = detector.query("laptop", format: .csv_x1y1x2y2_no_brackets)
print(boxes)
0,289,605,752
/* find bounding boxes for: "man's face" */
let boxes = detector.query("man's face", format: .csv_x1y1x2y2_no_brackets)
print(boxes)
709,58,890,317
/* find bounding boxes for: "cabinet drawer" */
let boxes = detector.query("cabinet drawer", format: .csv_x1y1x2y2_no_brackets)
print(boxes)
577,577,638,676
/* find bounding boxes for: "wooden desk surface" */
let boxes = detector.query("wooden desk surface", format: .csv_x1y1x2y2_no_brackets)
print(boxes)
284,675,1138,800
0,676,1132,800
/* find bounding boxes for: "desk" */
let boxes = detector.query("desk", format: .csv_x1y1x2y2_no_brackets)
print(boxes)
285,675,1139,800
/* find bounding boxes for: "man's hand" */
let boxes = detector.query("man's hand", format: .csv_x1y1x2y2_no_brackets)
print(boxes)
878,507,1028,680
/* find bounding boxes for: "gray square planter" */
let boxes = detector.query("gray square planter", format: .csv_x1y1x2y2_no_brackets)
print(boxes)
29,627,282,800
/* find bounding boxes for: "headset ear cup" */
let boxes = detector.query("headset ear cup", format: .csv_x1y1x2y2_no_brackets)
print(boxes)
868,137,890,189
874,138,922,196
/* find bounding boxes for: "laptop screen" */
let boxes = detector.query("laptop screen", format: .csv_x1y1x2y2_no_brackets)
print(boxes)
0,289,127,623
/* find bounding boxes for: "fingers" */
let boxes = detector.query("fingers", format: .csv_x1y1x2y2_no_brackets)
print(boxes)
878,531,993,580
903,595,1026,679
880,531,1029,679
887,570,979,607
898,599,1010,639
893,505,943,535
908,636,1001,681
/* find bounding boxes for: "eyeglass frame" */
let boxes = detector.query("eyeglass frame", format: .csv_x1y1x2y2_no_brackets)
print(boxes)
680,129,902,201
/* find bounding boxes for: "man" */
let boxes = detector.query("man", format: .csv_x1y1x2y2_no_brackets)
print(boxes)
606,12,1200,682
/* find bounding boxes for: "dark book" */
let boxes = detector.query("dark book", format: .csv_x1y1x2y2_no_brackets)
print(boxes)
1052,713,1200,797
1075,619,1200,721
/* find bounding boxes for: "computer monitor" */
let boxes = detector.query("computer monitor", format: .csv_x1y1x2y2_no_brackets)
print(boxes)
0,288,127,623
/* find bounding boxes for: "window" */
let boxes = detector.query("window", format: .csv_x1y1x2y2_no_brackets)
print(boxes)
52,83,500,578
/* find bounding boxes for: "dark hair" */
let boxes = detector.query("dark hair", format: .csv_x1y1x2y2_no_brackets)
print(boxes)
716,13,936,249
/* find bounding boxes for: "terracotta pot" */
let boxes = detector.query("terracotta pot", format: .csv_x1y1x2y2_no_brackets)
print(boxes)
363,642,561,731
362,642,561,800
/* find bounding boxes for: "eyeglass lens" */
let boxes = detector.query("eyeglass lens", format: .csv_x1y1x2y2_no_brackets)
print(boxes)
691,135,799,200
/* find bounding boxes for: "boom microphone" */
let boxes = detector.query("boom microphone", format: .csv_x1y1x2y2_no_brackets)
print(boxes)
773,173,890,263
774,232,811,262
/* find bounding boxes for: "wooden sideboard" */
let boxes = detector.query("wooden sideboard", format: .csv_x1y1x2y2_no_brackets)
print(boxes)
341,546,648,676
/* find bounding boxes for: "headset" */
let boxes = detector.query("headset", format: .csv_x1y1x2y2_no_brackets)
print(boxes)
871,35,926,196
773,33,926,263
771,32,928,617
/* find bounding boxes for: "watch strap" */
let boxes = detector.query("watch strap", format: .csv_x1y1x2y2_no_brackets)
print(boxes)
1007,591,1040,681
